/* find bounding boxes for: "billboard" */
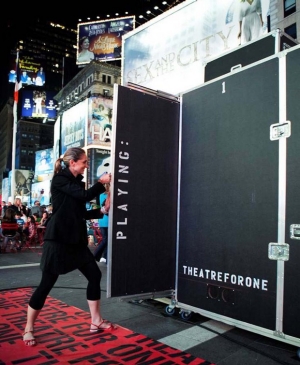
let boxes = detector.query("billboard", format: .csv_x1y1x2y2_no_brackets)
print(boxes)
53,116,61,161
87,148,111,188
77,16,135,65
87,96,113,147
8,51,46,86
21,90,57,119
8,169,34,202
122,0,270,95
2,178,10,202
61,99,87,154
31,179,51,206
35,148,54,176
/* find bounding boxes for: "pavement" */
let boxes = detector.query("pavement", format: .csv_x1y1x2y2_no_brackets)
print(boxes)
0,245,300,365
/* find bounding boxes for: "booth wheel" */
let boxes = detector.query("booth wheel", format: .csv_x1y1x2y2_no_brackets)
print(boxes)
165,305,176,316
180,311,192,321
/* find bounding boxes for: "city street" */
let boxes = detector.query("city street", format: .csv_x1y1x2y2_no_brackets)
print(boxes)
1,246,299,365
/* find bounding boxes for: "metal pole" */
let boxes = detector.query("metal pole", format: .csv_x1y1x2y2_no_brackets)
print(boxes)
10,50,20,202
11,101,17,201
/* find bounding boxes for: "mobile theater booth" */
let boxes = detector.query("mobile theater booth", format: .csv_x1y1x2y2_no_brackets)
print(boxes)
107,0,300,349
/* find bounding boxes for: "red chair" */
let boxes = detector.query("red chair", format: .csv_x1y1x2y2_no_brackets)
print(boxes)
1,222,20,253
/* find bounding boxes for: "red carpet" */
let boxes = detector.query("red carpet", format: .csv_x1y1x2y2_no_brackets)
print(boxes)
0,288,214,365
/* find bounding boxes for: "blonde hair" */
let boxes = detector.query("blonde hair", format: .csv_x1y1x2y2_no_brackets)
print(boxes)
14,197,22,205
54,147,86,174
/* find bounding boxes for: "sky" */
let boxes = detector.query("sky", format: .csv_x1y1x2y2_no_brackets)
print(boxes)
6,0,168,29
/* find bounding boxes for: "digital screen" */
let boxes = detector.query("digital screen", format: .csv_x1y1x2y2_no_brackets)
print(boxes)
77,16,135,65
122,0,271,95
35,148,54,176
21,90,57,119
87,96,113,147
8,52,46,86
61,100,87,154
31,179,51,206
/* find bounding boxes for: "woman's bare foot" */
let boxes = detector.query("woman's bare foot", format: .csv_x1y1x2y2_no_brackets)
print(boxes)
23,330,36,346
90,319,113,332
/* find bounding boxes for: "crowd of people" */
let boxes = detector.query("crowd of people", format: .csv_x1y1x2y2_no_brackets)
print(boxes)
0,198,52,252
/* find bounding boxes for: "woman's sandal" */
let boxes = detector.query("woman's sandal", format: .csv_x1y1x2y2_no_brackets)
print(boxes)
23,330,36,346
90,320,113,332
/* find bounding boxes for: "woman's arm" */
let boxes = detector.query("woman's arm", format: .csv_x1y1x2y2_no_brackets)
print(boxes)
53,174,106,202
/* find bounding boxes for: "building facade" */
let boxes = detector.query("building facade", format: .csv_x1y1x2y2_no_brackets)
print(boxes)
270,0,300,40
16,121,55,171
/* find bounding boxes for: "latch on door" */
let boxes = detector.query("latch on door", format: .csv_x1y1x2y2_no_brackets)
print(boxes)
290,224,300,240
270,121,291,140
268,243,289,261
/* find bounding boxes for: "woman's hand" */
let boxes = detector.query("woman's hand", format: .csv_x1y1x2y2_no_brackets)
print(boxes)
98,173,111,184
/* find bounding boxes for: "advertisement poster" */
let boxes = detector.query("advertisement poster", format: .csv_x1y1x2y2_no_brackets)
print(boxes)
8,51,46,86
31,180,51,206
87,148,111,188
21,90,57,119
2,178,10,202
77,16,135,64
61,100,87,154
122,0,270,95
35,148,54,176
53,116,61,161
87,96,113,147
9,169,34,202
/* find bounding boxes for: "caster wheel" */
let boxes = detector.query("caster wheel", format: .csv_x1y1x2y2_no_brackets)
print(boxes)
180,311,192,320
165,306,175,315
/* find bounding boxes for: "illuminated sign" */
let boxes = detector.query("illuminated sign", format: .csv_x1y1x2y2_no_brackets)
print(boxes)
77,16,135,65
122,0,270,95
61,100,87,154
21,90,57,119
87,96,113,147
8,52,46,86
35,148,54,176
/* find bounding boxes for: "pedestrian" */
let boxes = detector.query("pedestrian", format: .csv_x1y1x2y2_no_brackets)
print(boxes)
30,200,43,218
1,201,7,217
23,147,113,346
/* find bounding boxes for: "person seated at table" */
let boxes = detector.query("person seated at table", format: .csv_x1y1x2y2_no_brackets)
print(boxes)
20,209,28,221
1,208,20,253
24,216,37,248
15,212,26,246
38,211,49,245
32,213,41,223
40,212,49,227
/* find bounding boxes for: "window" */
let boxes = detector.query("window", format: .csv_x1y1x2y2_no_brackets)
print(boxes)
284,0,296,17
102,74,112,84
103,89,109,96
284,23,297,39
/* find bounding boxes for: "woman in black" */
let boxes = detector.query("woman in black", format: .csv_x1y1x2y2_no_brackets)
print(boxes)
23,147,112,346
